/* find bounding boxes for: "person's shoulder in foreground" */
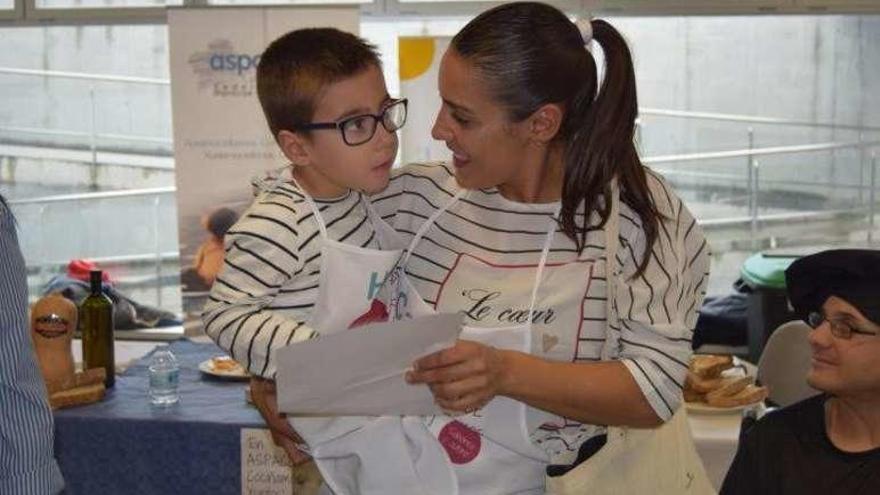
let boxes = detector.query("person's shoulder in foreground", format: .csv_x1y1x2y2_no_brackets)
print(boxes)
722,393,880,495
722,248,880,495
0,196,65,495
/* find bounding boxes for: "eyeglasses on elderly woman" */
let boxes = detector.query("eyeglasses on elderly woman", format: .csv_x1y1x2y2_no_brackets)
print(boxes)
805,311,880,340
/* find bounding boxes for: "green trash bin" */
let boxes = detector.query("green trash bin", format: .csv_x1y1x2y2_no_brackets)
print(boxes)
740,253,800,363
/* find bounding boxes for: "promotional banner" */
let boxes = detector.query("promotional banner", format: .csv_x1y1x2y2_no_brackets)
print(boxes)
398,36,452,164
168,7,359,325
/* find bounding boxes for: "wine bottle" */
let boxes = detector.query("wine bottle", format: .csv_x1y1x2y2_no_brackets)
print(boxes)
80,270,115,388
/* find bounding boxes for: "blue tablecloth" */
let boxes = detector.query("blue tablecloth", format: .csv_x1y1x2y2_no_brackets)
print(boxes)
54,340,265,495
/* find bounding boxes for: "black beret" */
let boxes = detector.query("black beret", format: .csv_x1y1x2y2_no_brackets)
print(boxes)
785,249,880,325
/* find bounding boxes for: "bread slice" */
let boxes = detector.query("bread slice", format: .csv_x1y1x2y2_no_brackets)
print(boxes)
691,354,734,378
706,384,768,408
49,383,105,410
705,376,754,402
686,372,728,394
45,368,106,395
683,387,705,403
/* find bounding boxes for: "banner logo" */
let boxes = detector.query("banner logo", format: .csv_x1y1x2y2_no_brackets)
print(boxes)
188,39,260,97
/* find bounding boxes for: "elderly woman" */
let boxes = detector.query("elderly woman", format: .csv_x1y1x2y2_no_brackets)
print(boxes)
721,249,880,494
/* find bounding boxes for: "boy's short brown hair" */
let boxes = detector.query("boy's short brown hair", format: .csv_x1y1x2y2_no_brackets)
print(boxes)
257,28,382,141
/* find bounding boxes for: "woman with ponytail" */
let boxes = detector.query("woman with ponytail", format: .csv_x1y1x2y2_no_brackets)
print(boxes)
391,2,711,490
253,2,711,492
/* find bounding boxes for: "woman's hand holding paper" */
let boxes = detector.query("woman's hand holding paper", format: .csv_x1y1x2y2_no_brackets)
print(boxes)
407,339,509,413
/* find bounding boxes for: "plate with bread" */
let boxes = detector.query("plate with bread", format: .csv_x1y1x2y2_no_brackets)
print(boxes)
199,356,249,380
684,354,768,414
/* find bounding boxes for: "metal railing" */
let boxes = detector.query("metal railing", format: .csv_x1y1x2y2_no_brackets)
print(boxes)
0,66,172,165
10,138,879,246
8,187,178,308
640,107,880,133
5,65,880,310
5,66,880,173
645,138,880,247
9,186,175,205
0,67,169,85
0,124,173,146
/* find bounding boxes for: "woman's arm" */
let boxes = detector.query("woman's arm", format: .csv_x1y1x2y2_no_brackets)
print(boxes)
409,344,661,426
409,175,710,427
611,175,710,422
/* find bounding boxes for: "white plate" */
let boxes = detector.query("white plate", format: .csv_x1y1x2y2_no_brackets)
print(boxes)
198,358,249,380
685,400,756,415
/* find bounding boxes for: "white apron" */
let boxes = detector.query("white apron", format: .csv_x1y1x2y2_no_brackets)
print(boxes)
385,189,599,494
278,179,456,495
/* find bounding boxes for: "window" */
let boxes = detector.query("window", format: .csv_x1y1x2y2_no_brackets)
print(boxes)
611,15,880,295
36,0,181,7
208,0,369,4
0,24,178,319
1,7,878,336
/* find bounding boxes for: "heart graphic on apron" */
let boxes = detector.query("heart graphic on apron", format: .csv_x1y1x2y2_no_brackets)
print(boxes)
348,299,390,329
438,420,482,464
542,333,559,353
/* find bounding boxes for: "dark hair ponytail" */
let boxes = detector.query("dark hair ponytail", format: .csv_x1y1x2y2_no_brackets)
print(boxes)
562,19,661,276
452,2,662,277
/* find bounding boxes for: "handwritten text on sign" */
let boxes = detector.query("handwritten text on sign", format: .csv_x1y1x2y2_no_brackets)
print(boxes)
240,428,322,495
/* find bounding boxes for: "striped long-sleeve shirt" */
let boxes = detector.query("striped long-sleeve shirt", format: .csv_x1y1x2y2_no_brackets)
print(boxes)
371,163,710,462
202,183,379,378
0,197,65,495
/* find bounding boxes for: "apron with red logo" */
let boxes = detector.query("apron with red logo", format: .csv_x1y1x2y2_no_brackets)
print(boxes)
384,189,599,494
277,177,456,495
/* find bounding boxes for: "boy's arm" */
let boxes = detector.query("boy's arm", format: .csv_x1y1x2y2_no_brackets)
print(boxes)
201,200,316,379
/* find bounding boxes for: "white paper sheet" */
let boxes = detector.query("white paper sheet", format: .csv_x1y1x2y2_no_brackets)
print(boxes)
275,313,461,416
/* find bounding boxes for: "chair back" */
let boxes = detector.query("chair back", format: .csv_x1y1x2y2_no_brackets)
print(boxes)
756,320,819,407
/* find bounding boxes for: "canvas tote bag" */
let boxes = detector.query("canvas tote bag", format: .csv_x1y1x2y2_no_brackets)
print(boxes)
544,185,715,495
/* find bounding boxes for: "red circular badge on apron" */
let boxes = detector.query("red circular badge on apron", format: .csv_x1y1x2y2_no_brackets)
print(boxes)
438,420,481,464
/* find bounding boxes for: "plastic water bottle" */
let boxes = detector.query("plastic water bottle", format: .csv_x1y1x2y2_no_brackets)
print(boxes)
149,347,179,406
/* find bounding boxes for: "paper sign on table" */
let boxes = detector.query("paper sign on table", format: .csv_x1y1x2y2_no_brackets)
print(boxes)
275,313,462,416
241,428,294,495
240,428,323,494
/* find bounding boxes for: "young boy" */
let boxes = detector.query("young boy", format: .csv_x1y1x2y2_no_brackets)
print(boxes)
202,28,407,379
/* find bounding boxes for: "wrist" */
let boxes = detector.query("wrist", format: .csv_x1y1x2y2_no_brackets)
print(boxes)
496,349,524,397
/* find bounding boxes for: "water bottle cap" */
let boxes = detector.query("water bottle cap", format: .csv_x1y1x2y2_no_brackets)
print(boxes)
151,347,178,364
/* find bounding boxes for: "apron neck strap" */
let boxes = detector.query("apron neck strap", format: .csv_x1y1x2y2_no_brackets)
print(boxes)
526,205,561,315
603,179,621,356
289,173,364,241
400,188,467,267
360,194,383,230
289,175,330,239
